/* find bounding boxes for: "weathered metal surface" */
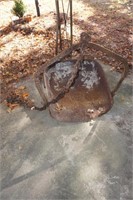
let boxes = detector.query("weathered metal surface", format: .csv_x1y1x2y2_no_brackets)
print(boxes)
44,59,113,122
34,32,129,122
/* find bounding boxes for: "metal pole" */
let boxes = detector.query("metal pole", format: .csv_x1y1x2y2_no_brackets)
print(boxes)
55,0,62,54
69,0,73,46
55,0,59,54
35,0,40,17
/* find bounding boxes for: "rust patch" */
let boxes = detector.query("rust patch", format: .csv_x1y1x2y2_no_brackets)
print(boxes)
44,59,113,122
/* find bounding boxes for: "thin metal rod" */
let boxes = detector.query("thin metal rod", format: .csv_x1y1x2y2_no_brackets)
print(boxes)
55,0,59,54
61,0,67,26
58,7,62,50
35,0,40,17
69,0,73,46
55,0,62,54
56,20,59,54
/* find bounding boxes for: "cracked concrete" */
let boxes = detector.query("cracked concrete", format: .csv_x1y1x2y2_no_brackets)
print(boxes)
0,63,132,200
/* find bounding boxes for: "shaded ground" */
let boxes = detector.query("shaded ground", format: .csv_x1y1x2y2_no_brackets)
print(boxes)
0,2,132,199
0,63,132,200
0,0,132,108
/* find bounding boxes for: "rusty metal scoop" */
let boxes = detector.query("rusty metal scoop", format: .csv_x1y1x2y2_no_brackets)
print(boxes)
34,32,129,122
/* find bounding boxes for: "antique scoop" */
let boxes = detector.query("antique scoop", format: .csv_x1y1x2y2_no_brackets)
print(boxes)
34,32,129,122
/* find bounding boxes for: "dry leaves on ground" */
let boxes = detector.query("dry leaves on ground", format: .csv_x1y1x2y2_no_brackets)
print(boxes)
0,0,132,110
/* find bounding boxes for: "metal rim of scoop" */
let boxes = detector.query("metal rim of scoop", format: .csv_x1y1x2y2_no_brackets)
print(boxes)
34,32,129,111
44,58,114,122
44,57,113,101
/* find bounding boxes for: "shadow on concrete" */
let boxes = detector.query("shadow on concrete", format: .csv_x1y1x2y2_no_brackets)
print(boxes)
0,91,132,199
1,156,65,191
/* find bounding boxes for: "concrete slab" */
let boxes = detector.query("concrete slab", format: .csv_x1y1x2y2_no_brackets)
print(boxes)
0,63,133,200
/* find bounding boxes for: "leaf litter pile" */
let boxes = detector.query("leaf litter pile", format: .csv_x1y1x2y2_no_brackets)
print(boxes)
0,0,132,111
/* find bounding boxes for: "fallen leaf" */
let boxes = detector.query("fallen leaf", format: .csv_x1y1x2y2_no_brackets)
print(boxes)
22,93,29,99
18,86,26,90
7,103,19,110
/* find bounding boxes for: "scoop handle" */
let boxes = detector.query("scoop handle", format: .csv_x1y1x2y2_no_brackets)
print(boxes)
87,42,129,96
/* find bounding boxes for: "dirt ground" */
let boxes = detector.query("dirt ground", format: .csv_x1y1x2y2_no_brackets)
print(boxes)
0,0,132,109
